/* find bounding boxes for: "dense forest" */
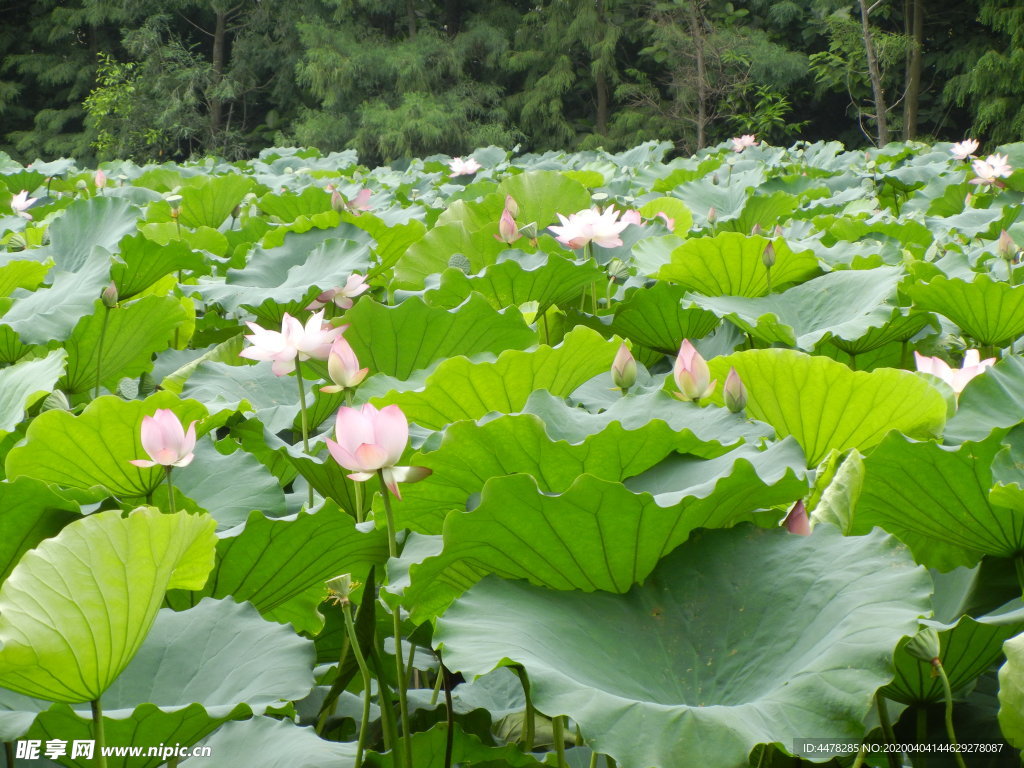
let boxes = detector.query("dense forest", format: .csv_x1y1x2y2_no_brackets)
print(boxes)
0,0,1021,166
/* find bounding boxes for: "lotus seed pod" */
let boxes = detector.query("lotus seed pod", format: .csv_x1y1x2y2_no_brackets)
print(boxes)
904,627,941,664
447,253,472,274
40,390,70,412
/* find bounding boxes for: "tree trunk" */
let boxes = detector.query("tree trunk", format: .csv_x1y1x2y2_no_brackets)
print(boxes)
687,0,708,149
858,0,890,145
210,9,227,141
903,0,923,139
406,0,417,38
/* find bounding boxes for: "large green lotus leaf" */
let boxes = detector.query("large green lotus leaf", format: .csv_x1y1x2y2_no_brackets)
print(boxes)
5,393,208,498
62,297,184,394
181,718,357,768
610,281,720,353
351,214,426,275
946,355,1024,443
423,251,604,315
393,391,770,534
29,599,316,768
111,233,206,299
3,256,111,344
172,440,286,531
829,308,934,356
183,361,300,435
851,431,1024,570
138,221,228,257
672,171,757,223
690,266,902,349
47,197,140,272
257,186,332,222
394,223,506,290
434,192,505,231
371,326,619,430
175,173,254,229
722,190,800,234
0,348,66,437
706,349,947,465
342,294,535,380
820,214,934,257
436,524,932,768
405,441,808,621
0,508,216,702
0,477,80,583
656,232,820,297
0,259,48,297
907,274,1024,346
495,170,593,229
1000,631,1024,747
165,503,387,634
632,234,683,275
160,334,244,394
365,722,542,768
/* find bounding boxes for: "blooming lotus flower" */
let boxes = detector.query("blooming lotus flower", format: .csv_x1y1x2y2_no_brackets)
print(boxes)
673,340,716,401
550,206,630,249
970,153,1013,185
129,409,197,468
723,367,746,412
306,274,370,310
914,349,995,394
10,190,37,220
731,135,757,152
448,157,482,176
611,343,637,391
240,310,344,376
321,337,369,393
326,404,431,499
495,207,520,243
950,139,979,160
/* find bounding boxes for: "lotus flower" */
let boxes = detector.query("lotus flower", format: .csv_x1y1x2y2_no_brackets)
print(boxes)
95,169,107,189
611,343,637,391
240,310,344,376
914,349,995,394
950,139,979,160
326,404,431,499
673,340,716,401
970,154,1013,185
655,211,675,230
448,157,482,176
550,206,630,249
10,190,37,220
723,367,746,412
129,409,197,468
731,134,757,152
621,209,643,226
783,500,811,536
495,207,520,243
321,337,369,393
306,274,370,310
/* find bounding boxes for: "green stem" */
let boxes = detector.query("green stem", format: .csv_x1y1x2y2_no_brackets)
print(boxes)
6,741,15,768
552,715,567,768
441,662,454,768
876,694,901,768
850,353,858,371
377,471,411,768
1006,256,1015,285
430,665,443,706
370,640,398,759
165,468,176,514
513,666,535,751
765,265,772,295
542,310,550,346
588,752,598,768
91,699,109,768
935,662,967,768
915,706,927,747
94,308,111,399
851,744,868,768
591,282,599,314
343,601,373,768
294,358,314,508
1015,554,1024,597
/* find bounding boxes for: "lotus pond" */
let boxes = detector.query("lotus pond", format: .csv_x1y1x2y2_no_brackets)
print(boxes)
1,139,1024,768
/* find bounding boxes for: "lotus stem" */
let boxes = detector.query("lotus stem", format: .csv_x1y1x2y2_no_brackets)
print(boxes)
542,310,550,346
430,665,443,706
552,715,568,768
876,694,901,768
1015,554,1024,598
377,470,412,768
441,661,454,768
294,358,313,508
935,661,967,768
91,699,108,768
588,752,598,768
165,468,176,514
343,600,373,768
513,666,535,751
370,640,398,759
851,744,868,768
765,264,772,295
6,741,15,766
94,307,111,399
915,706,927,746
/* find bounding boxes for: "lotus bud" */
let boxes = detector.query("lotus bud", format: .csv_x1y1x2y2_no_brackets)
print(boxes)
75,179,88,192
101,281,119,308
904,627,941,667
94,169,107,189
504,195,520,218
330,188,346,213
611,344,637,391
998,229,1017,260
707,207,717,224
762,241,776,269
673,340,716,402
783,500,811,535
495,207,520,243
321,337,369,393
723,367,746,412
774,225,784,238
711,174,719,185
751,223,763,236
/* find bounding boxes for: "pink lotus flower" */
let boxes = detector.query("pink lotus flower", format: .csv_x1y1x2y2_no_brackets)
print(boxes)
10,190,37,220
970,154,1013,185
621,209,643,226
448,157,482,176
673,340,716,401
655,211,675,230
611,343,637,390
129,409,197,468
950,139,979,160
321,337,369,393
731,135,757,152
240,310,344,376
349,188,372,211
914,349,995,394
723,367,746,412
550,206,630,249
95,169,107,189
326,404,431,499
306,274,370,311
495,207,520,243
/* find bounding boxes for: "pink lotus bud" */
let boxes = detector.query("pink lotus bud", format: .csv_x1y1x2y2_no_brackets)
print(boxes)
707,207,717,224
101,282,119,308
495,208,520,243
95,169,107,189
751,223,763,236
330,188,346,213
998,229,1017,260
611,344,637,391
673,340,716,402
783,500,811,535
129,409,198,468
322,337,369,392
762,241,776,268
504,195,519,218
723,367,746,412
